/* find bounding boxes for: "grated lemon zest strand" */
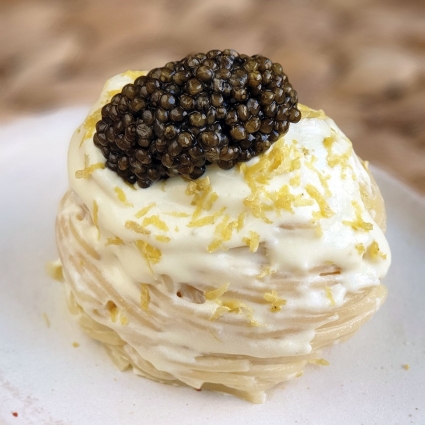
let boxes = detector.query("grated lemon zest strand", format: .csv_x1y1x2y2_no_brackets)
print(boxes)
142,215,169,231
80,108,101,145
356,243,366,255
140,284,150,311
305,184,334,218
135,240,162,270
205,283,230,300
75,162,105,179
93,200,100,239
342,201,373,231
309,358,330,366
125,221,150,235
207,214,238,252
298,104,327,119
135,203,156,218
237,211,246,231
367,240,387,260
105,236,124,246
264,290,286,312
242,231,260,253
325,285,336,306
164,212,190,218
256,266,277,279
114,187,133,207
45,260,64,282
188,206,226,228
155,235,171,243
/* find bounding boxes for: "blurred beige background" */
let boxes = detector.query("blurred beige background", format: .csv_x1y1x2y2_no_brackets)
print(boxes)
1,0,424,193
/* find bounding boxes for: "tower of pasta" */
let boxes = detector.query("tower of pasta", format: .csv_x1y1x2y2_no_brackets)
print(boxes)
56,50,390,403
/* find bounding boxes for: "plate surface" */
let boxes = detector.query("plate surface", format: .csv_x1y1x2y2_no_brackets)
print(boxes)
0,108,424,425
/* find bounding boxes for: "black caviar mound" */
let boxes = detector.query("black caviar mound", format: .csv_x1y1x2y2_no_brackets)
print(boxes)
93,49,301,188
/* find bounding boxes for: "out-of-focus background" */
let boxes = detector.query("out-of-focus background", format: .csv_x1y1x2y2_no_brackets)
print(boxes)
1,0,424,193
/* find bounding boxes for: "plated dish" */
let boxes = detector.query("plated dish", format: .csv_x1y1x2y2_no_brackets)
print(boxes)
0,108,424,424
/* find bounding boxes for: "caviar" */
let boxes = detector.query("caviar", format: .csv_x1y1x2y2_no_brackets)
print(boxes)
94,50,301,188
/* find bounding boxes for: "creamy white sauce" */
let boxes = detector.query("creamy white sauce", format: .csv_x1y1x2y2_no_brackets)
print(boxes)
62,71,391,375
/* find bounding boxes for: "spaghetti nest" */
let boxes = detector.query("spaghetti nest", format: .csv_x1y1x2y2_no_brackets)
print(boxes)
56,185,387,404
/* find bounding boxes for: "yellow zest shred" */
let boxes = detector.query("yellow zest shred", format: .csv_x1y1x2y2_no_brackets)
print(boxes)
124,180,137,190
80,108,101,145
323,134,353,179
309,358,330,366
204,192,218,211
298,104,327,119
207,214,238,252
256,266,277,279
264,290,286,312
342,201,373,231
205,283,261,326
155,235,171,243
45,260,64,282
243,194,273,224
267,185,296,213
289,174,301,187
305,158,332,197
210,300,252,321
135,240,162,266
140,284,150,311
237,211,246,231
73,342,80,348
75,162,105,179
356,243,366,255
367,240,387,260
403,364,410,370
185,177,223,222
238,138,311,222
135,203,156,218
125,221,150,235
324,285,336,306
292,195,314,207
188,215,216,228
142,215,169,231
188,206,226,228
315,224,323,237
305,184,334,218
243,231,260,253
210,305,231,321
93,200,100,239
205,282,230,300
114,187,133,207
164,211,190,218
105,236,124,246
247,314,266,327
186,176,211,195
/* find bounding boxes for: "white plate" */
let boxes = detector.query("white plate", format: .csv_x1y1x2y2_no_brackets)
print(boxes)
0,108,424,425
